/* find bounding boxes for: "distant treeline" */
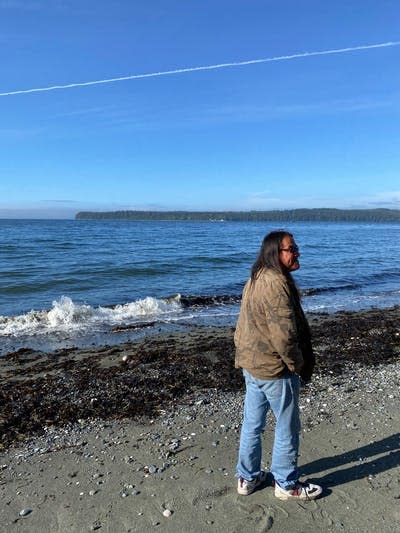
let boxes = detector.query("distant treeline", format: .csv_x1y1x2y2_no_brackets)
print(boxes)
75,208,400,222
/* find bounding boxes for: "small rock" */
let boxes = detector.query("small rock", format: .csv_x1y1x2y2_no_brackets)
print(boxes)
19,509,32,517
163,509,172,518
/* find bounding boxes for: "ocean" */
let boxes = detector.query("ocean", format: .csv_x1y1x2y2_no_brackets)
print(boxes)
1,219,399,355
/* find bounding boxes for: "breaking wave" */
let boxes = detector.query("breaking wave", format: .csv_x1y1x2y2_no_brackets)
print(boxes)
0,295,183,338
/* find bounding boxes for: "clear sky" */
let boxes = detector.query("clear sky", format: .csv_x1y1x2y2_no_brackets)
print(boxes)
0,0,399,218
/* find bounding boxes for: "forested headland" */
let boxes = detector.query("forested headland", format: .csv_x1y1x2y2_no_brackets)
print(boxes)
75,208,400,222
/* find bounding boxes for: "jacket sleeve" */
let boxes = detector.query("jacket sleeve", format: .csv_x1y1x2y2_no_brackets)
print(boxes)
261,277,304,374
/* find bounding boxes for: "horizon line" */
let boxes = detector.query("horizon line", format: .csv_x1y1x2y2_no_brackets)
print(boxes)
2,206,400,221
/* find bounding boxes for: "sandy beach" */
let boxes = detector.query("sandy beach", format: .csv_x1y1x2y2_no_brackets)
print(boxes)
1,307,399,532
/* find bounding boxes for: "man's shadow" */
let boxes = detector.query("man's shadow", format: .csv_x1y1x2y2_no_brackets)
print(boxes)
299,432,400,488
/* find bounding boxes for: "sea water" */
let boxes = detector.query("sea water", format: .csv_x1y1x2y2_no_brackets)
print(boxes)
1,219,399,354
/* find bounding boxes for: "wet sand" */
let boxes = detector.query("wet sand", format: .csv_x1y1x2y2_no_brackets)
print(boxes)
0,307,399,532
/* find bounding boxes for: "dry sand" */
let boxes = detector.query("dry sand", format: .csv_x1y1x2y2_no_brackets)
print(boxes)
0,308,399,532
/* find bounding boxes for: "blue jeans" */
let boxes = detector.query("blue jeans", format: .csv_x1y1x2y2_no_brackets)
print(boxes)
236,369,301,489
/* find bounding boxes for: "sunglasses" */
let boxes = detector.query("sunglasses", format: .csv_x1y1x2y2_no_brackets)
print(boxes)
280,245,299,254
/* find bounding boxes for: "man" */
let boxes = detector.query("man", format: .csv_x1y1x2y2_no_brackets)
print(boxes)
234,230,322,500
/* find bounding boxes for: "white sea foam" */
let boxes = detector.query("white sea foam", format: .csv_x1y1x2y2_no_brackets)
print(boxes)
0,295,183,338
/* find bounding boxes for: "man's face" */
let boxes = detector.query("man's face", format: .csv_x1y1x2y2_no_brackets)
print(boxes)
279,235,300,271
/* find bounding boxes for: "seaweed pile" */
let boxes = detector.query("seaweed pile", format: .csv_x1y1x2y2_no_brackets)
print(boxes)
0,329,239,449
0,308,399,449
310,308,400,373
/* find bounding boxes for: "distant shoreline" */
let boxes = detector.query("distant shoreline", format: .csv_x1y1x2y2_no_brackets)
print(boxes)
75,208,400,222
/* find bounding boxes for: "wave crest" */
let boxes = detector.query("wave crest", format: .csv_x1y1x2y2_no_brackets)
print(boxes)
0,295,183,338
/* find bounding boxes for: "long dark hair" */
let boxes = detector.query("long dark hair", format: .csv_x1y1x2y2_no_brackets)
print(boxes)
250,230,291,280
250,231,300,299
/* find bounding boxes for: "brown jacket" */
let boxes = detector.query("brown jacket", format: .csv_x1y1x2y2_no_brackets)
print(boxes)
234,268,313,380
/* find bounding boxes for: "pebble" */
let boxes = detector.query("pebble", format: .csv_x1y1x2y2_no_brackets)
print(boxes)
19,509,32,517
163,509,172,518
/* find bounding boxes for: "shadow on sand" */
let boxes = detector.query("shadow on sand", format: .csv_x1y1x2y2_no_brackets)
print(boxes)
300,433,400,488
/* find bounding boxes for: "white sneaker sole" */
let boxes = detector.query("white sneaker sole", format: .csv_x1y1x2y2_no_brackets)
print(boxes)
237,472,268,496
275,483,322,501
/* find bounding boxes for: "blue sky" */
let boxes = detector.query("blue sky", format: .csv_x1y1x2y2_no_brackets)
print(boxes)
0,0,399,218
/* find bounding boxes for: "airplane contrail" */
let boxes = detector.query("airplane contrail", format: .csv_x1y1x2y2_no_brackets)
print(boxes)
0,41,399,97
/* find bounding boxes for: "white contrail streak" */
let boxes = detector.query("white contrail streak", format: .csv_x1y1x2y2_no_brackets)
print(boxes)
0,41,399,97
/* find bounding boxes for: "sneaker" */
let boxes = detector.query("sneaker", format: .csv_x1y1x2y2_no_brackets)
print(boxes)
275,480,322,501
237,471,268,496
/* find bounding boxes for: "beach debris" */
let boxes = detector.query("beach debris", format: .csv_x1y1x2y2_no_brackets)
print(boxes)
147,464,158,474
168,439,180,450
19,509,32,517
